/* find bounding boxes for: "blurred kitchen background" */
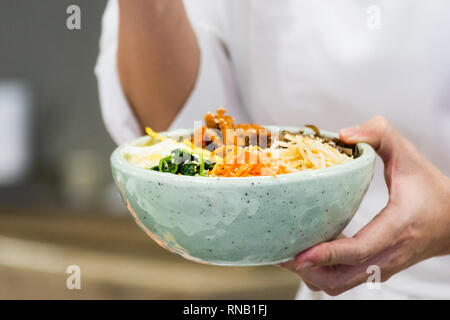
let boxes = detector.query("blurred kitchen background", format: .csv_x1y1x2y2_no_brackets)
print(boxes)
0,0,300,299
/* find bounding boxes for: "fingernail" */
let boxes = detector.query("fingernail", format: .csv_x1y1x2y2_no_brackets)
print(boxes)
341,126,359,137
295,261,313,271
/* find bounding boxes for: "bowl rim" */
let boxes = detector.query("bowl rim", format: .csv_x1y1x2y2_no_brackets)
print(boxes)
111,126,376,185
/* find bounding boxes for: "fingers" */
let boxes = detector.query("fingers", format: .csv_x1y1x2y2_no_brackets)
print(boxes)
278,260,322,292
279,206,405,296
294,205,400,270
283,258,377,295
302,279,322,292
296,243,406,296
297,264,371,296
294,238,362,269
278,260,295,272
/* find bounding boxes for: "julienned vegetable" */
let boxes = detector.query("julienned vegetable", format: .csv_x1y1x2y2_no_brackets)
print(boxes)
130,108,356,177
150,149,215,176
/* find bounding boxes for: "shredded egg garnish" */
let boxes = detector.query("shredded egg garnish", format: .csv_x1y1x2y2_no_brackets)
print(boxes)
122,139,188,169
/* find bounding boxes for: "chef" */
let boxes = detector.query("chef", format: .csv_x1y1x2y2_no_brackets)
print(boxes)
95,0,450,299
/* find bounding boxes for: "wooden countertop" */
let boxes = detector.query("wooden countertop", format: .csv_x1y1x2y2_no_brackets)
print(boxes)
0,206,301,299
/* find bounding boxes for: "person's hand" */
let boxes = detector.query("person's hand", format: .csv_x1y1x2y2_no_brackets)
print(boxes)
280,116,450,296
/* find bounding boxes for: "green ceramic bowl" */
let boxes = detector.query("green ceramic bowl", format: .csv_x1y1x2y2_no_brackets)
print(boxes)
111,126,376,266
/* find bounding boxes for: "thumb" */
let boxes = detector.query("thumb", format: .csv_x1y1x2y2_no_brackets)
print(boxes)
339,116,400,164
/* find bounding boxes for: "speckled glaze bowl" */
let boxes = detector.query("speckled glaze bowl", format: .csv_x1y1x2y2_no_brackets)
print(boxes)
111,126,376,266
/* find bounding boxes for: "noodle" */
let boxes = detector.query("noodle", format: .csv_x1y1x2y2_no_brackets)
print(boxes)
127,109,354,177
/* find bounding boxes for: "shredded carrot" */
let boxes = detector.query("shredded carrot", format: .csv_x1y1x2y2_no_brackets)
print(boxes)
234,164,248,177
207,146,288,177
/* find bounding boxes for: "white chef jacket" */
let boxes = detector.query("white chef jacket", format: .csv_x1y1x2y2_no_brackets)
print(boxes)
95,0,450,299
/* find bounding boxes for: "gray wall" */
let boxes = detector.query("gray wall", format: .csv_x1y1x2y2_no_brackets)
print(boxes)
0,0,113,185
